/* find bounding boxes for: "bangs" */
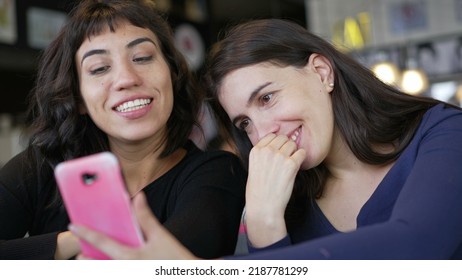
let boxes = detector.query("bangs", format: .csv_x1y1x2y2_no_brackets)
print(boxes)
75,2,150,42
82,5,123,38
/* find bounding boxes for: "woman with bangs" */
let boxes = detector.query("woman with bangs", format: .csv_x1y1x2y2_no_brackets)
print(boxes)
0,0,245,260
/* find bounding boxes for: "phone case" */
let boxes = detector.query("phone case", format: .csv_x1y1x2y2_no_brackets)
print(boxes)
54,152,143,259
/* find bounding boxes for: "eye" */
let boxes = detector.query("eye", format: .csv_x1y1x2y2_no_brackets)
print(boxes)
90,65,110,75
237,119,251,131
133,55,153,63
260,93,273,104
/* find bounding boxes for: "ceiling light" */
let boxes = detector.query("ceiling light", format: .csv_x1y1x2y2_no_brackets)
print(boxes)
371,61,401,86
400,68,429,95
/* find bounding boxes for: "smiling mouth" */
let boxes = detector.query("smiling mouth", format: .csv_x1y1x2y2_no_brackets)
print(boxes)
114,98,152,113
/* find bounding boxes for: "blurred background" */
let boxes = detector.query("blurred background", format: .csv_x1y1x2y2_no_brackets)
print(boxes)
1,0,461,166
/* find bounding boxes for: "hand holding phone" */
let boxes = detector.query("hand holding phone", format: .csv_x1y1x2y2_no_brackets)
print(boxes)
54,152,143,259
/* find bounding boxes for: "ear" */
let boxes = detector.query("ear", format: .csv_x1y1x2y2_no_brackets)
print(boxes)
306,53,335,92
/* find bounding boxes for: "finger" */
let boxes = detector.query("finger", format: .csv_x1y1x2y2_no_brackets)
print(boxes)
265,134,292,150
279,139,298,156
133,192,161,239
291,148,307,168
69,224,133,259
254,133,277,147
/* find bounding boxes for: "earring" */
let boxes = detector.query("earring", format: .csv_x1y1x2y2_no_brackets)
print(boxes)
328,83,334,87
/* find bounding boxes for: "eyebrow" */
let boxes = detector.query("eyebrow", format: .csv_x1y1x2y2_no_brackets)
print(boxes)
231,82,272,126
80,37,157,65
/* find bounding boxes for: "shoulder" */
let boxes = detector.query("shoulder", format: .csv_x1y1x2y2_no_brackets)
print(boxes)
0,150,36,211
0,148,54,196
0,150,31,186
419,103,462,131
410,103,462,149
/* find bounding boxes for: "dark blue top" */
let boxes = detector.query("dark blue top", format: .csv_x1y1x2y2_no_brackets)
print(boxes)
232,104,462,259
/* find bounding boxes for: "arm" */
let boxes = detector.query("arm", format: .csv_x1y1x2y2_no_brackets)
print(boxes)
0,180,63,259
244,134,305,248
0,151,79,260
0,233,58,260
0,230,77,260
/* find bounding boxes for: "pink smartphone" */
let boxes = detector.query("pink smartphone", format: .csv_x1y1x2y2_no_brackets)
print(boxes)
54,152,143,259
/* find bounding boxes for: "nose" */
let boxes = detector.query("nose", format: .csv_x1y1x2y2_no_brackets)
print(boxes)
252,116,280,144
113,61,142,91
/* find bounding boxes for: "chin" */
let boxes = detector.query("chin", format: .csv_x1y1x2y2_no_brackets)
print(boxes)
300,157,321,170
300,162,312,171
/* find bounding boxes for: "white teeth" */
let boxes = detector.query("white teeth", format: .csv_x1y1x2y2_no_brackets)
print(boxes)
115,98,152,112
290,129,300,141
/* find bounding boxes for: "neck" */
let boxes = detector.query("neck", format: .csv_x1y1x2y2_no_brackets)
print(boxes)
324,129,395,180
109,139,186,197
324,131,360,179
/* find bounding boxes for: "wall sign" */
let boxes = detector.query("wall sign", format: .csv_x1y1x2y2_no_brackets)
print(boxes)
332,12,371,51
174,23,205,71
389,0,428,34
